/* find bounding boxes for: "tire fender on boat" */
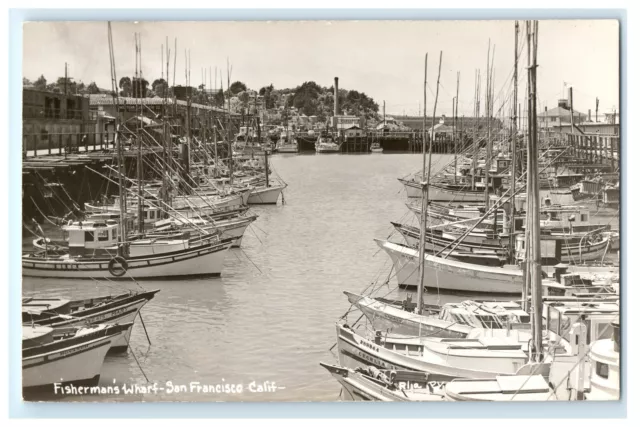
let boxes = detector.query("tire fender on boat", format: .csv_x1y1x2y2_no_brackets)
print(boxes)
108,256,128,277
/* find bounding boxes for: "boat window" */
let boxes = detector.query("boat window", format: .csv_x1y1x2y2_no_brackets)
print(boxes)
97,230,109,241
84,231,95,242
594,322,613,343
581,214,589,222
595,362,609,379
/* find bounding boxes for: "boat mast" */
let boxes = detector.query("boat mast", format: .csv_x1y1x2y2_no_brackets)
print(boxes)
184,49,192,189
510,21,519,264
226,59,234,186
525,20,542,360
484,40,492,207
453,71,459,185
161,37,170,214
417,51,442,316
135,32,145,234
107,22,127,256
471,69,478,191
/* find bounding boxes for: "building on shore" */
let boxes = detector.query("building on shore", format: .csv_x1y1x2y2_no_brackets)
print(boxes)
23,88,94,153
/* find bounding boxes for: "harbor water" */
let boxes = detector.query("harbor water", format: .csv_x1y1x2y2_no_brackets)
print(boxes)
21,153,618,402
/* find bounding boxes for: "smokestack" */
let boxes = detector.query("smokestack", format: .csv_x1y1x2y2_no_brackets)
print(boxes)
588,109,591,122
334,77,339,117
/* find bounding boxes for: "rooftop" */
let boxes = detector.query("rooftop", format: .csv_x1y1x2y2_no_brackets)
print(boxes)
86,94,235,115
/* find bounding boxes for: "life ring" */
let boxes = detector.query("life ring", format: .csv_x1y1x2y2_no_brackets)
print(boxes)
108,256,128,277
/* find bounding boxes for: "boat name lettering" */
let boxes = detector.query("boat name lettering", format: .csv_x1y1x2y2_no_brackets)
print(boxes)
57,343,90,359
358,340,380,352
356,351,396,370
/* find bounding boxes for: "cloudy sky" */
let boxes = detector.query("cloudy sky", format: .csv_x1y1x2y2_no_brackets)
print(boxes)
23,20,619,117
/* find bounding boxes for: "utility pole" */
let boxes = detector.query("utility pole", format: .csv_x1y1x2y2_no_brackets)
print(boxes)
64,62,68,95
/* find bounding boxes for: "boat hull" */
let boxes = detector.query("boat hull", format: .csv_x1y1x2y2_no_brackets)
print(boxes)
376,240,523,294
247,185,286,205
22,324,131,389
399,179,486,201
22,241,233,280
336,323,528,380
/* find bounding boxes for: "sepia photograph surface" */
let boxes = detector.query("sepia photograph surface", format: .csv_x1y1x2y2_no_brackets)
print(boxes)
20,19,620,403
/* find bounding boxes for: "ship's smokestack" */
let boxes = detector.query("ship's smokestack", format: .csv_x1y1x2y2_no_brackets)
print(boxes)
334,77,339,117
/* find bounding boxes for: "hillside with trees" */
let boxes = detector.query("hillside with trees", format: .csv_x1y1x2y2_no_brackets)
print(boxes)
23,75,380,120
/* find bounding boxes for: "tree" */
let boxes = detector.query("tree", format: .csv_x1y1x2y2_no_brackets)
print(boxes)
152,78,168,98
87,82,100,94
238,91,250,111
119,76,132,96
23,77,32,87
259,84,276,109
290,81,323,116
229,81,247,95
34,75,47,91
131,77,149,98
214,88,225,107
56,77,77,94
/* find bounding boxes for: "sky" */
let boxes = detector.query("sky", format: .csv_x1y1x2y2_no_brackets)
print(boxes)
23,20,620,117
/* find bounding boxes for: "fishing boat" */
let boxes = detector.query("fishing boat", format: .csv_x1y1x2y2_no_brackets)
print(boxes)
248,183,287,205
319,363,446,401
275,131,298,153
246,152,287,204
399,178,487,201
370,142,383,153
22,322,133,391
335,322,549,380
393,222,612,265
22,289,159,352
152,213,257,248
585,321,620,400
343,291,529,338
315,132,340,153
376,239,618,294
443,375,557,401
22,233,235,280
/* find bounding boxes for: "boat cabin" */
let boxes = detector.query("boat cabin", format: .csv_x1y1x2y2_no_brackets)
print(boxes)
553,174,584,188
544,300,618,346
514,204,592,231
439,300,530,329
62,220,119,256
585,322,620,400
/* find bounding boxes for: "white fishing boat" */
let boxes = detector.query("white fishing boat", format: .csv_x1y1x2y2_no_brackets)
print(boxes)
376,239,524,294
315,133,340,153
585,322,620,400
335,323,548,380
22,289,159,351
320,363,446,402
376,239,618,294
343,291,530,338
370,142,383,153
22,234,234,280
275,131,298,153
153,214,257,248
22,322,133,391
444,375,557,401
248,183,287,205
399,178,487,201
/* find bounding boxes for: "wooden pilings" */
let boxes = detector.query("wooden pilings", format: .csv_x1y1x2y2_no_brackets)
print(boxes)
563,132,619,169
